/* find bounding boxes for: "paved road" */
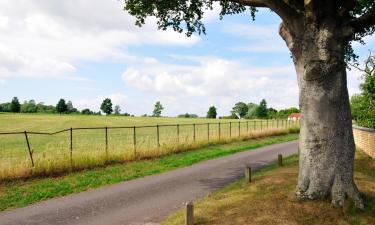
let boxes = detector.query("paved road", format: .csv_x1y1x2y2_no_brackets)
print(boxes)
0,140,298,225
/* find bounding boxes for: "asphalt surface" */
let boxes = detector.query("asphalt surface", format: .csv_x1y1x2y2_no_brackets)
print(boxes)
0,140,298,225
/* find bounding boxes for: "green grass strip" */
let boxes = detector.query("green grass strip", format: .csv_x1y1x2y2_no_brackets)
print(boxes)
0,133,298,211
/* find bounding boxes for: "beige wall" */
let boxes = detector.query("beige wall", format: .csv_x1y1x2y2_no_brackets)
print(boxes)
353,125,375,158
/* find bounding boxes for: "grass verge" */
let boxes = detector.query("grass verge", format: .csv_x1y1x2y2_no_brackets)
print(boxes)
163,151,375,225
0,133,298,212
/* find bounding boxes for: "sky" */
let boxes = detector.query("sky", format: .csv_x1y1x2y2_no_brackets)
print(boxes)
0,0,374,117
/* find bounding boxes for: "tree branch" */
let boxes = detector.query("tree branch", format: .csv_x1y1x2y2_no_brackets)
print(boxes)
338,0,355,17
350,3,375,34
228,0,268,7
225,0,300,28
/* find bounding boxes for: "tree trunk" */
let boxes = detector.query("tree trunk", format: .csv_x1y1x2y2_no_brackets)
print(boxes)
279,20,364,208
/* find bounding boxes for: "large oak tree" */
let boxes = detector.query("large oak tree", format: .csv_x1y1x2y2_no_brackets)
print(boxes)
123,0,375,208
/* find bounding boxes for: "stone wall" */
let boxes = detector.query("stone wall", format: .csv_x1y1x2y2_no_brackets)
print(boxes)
353,125,375,158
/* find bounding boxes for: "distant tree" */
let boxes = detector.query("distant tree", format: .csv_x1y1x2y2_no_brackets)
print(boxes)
179,113,198,118
267,107,278,119
231,102,248,118
81,108,94,115
56,99,68,114
21,100,37,113
276,107,300,118
206,106,217,119
114,105,121,115
101,98,113,115
245,103,259,119
152,101,164,117
36,102,55,113
256,99,268,118
141,113,147,117
10,97,21,113
66,101,77,114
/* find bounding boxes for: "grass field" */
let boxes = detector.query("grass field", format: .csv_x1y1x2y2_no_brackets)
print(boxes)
0,113,299,180
164,150,375,225
0,133,299,211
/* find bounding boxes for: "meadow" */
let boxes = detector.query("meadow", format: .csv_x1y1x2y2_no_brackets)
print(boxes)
0,113,299,180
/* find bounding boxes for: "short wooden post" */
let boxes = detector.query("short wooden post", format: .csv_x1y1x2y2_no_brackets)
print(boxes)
253,120,256,130
247,121,249,133
267,119,269,129
277,119,279,128
260,120,263,131
186,201,194,225
278,154,283,167
24,131,34,167
245,166,252,183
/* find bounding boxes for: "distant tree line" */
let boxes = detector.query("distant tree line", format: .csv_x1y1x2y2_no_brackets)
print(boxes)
211,99,299,120
0,97,102,115
0,97,299,119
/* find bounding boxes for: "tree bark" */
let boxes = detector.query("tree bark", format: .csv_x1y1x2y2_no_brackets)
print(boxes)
279,20,364,209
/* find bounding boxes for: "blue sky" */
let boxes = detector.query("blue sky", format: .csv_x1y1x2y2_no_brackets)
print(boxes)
0,1,374,117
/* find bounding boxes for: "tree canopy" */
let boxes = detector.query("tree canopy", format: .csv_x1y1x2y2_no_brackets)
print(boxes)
101,98,113,115
207,106,218,118
56,99,68,114
124,0,375,63
153,101,164,117
231,102,248,118
10,97,21,113
350,51,375,128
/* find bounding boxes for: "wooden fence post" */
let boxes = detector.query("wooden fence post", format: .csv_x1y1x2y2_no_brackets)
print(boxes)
24,131,34,167
254,120,256,130
157,125,160,148
133,126,136,156
278,154,283,167
105,126,108,158
177,124,180,144
238,121,241,137
245,166,252,183
193,124,196,143
230,122,232,138
186,202,194,225
247,121,249,133
261,120,263,131
218,122,221,141
207,123,210,142
277,119,279,128
70,128,73,166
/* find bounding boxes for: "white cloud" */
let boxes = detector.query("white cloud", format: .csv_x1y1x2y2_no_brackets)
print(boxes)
0,0,200,81
121,56,298,116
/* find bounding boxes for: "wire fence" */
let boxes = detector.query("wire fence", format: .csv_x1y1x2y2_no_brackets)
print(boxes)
0,119,300,179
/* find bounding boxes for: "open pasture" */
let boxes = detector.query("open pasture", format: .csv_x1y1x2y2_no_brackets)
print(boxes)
0,113,299,180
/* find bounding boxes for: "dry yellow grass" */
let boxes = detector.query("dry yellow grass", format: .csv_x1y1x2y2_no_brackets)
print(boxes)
0,127,299,181
164,151,375,225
